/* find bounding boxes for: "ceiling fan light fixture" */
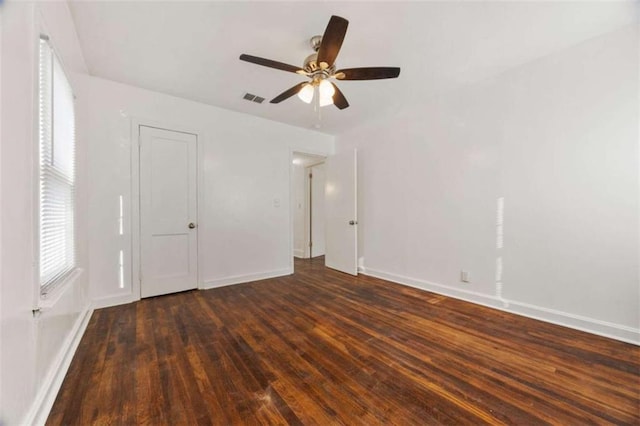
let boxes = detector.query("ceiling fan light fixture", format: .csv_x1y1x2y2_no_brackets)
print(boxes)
319,94,334,107
297,83,314,103
318,79,335,107
318,79,335,98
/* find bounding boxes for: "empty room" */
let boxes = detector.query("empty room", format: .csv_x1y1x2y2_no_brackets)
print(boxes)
1,0,639,424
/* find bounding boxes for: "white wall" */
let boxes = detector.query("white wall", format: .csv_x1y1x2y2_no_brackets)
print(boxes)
76,75,334,306
0,4,4,417
0,2,91,424
337,25,639,344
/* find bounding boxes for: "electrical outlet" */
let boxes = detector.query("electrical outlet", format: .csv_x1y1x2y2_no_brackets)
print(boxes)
460,270,471,283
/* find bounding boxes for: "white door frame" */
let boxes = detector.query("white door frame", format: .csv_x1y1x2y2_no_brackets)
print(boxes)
304,166,312,259
289,148,329,272
305,161,326,259
131,118,204,300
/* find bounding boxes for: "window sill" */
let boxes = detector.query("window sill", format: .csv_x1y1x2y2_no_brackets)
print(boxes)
38,267,84,310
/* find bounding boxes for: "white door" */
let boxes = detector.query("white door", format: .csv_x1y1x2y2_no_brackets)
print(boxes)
325,149,358,275
140,126,198,298
310,163,326,257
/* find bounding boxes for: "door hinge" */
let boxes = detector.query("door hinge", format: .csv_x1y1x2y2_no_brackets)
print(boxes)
309,241,313,247
309,173,313,179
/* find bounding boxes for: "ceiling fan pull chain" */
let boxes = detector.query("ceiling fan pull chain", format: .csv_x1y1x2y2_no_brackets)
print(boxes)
316,85,324,126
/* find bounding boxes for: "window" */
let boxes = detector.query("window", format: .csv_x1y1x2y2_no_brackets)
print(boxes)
38,35,76,295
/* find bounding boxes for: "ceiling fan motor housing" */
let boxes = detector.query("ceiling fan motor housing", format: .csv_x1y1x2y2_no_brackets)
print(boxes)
304,55,335,75
304,35,336,75
303,53,319,72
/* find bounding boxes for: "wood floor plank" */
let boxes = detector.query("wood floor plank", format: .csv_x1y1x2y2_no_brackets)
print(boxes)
48,257,640,425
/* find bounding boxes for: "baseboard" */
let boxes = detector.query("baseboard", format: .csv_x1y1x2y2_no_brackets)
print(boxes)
202,268,292,289
363,267,640,346
91,292,137,310
505,299,640,345
293,249,305,258
23,304,94,426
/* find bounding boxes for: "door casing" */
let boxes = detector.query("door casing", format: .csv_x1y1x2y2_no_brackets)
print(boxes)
306,163,326,258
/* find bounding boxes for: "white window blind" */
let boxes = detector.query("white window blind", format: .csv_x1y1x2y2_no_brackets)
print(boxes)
38,36,76,294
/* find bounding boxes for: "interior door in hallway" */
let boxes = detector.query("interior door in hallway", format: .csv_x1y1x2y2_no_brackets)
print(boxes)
140,126,198,298
325,149,358,275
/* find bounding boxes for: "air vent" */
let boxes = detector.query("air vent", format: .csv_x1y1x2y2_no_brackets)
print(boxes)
243,93,265,104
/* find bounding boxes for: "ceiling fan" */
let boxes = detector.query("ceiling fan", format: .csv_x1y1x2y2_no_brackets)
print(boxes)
239,15,400,110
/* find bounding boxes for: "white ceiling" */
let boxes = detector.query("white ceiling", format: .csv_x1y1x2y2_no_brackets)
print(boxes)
67,1,637,135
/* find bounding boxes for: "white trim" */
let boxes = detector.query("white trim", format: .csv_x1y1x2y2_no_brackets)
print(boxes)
293,249,305,258
637,39,640,327
363,267,640,346
304,165,311,259
22,304,93,426
38,268,83,309
353,149,358,276
130,118,204,300
196,128,205,290
202,268,292,289
130,118,141,301
32,8,44,311
0,4,3,414
288,150,294,271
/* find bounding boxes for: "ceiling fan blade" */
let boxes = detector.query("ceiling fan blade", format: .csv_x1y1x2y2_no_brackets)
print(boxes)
270,82,309,104
331,83,349,110
239,54,304,74
316,15,349,68
335,67,401,80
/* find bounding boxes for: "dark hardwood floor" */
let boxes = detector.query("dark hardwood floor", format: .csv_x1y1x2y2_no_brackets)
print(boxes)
48,257,640,425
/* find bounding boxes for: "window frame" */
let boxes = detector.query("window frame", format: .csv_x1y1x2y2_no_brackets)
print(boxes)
36,31,78,299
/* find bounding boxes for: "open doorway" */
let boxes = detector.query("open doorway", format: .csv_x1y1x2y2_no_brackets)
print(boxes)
292,152,327,266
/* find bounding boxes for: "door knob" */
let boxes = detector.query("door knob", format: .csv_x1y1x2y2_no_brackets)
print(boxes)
188,222,196,229
349,220,357,225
